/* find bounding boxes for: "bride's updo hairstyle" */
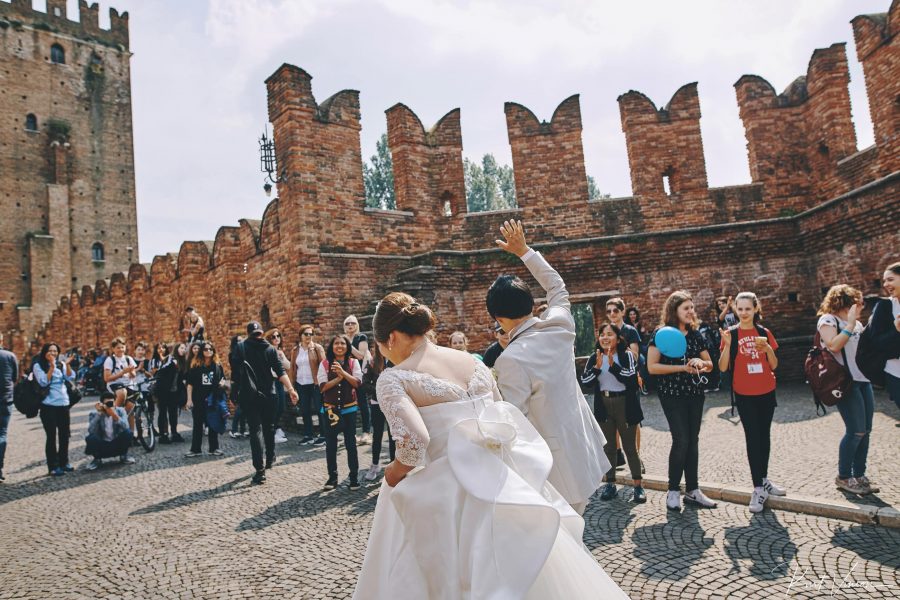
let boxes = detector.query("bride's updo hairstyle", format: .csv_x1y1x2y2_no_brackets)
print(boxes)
373,292,437,344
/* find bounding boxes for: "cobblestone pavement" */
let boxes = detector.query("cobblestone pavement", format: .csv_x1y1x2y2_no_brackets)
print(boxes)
621,383,900,508
0,388,897,599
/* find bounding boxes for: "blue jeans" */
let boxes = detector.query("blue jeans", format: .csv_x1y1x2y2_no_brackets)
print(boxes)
295,383,322,438
835,381,874,479
886,372,900,411
0,409,10,471
231,405,246,434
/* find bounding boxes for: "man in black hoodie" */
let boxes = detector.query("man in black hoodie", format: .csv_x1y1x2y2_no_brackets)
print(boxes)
236,321,298,485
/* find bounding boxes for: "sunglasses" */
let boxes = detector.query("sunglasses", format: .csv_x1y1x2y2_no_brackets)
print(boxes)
606,308,621,314
203,348,214,352
301,332,313,337
272,333,281,339
344,322,357,327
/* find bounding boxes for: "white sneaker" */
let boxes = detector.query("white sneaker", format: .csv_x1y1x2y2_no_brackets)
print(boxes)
364,464,382,481
762,478,786,496
274,428,288,444
666,490,681,511
749,488,768,513
684,489,717,508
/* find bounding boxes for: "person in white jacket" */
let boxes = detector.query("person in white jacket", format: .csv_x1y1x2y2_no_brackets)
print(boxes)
489,220,610,514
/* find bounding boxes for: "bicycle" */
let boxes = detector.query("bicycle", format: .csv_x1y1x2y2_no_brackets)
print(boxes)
123,377,158,452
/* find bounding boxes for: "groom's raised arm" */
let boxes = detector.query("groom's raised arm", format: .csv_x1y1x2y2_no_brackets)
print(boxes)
496,219,570,315
521,251,569,314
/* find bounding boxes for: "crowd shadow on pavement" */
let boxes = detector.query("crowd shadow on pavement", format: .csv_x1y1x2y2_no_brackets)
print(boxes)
631,507,715,580
723,511,798,579
130,474,254,515
235,484,379,532
830,524,900,569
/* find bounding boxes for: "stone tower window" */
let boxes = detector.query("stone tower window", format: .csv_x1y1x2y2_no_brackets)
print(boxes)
91,242,105,262
25,114,38,132
50,44,65,65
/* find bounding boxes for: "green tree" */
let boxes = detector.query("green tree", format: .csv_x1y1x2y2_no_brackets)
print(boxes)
464,154,517,212
587,175,611,201
363,133,396,210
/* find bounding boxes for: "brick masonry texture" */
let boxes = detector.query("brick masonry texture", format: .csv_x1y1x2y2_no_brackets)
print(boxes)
0,0,137,349
13,3,900,385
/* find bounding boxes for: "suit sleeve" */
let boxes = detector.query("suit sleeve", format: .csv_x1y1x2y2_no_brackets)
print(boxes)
496,356,533,416
522,251,571,322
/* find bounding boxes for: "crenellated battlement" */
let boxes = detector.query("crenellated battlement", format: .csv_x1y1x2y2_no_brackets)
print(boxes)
0,0,129,49
26,2,899,375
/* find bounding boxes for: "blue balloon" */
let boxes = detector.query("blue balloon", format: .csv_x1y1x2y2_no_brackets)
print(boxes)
655,326,687,359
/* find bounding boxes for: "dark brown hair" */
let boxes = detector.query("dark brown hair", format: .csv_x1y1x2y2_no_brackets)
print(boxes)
659,290,697,330
886,262,900,276
373,292,437,343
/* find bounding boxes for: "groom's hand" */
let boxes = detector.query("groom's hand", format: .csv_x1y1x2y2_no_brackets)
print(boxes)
496,220,529,257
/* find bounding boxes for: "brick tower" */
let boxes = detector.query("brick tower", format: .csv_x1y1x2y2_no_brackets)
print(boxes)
0,0,137,343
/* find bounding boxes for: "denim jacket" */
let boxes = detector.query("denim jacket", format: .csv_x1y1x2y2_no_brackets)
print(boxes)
87,406,131,442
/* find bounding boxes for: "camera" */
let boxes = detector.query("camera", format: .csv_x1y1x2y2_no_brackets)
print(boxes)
103,400,115,409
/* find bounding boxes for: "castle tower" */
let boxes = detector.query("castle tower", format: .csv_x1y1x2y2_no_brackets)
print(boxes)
0,0,137,342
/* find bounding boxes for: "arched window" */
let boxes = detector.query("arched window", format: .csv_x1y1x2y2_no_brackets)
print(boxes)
25,114,38,131
50,44,65,64
91,242,105,262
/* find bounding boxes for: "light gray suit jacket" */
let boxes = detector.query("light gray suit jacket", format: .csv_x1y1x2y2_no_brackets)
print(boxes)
495,251,610,505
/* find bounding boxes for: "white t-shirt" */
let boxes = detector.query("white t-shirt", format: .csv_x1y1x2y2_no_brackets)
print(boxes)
886,298,900,379
104,354,137,389
596,355,627,393
817,315,868,383
295,347,315,385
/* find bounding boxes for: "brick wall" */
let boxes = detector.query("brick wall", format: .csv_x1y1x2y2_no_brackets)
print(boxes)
27,2,900,385
0,0,137,344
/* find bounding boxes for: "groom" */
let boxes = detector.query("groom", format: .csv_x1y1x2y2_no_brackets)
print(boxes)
489,220,610,514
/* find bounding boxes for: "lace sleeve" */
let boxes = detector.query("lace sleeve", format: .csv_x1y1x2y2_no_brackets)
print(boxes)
376,369,430,467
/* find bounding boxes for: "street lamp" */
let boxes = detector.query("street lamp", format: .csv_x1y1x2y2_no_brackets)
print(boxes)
259,128,281,196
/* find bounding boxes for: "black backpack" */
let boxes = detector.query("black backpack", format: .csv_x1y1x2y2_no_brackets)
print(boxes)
237,341,268,404
856,299,893,387
726,323,771,416
13,372,48,418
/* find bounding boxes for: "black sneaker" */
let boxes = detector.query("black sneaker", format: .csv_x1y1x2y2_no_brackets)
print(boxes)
0,469,4,482
159,434,171,444
171,433,185,443
349,480,361,490
599,483,617,501
632,486,647,504
324,477,338,490
312,436,326,447
251,470,267,485
265,457,276,470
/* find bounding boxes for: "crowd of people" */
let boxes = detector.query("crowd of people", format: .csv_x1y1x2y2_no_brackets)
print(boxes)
0,256,897,519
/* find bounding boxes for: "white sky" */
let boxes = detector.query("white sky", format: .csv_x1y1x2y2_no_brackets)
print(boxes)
43,0,890,262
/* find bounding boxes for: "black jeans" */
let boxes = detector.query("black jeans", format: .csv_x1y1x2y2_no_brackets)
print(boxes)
85,430,132,459
39,405,70,470
295,383,322,438
190,399,218,453
242,396,276,472
157,391,180,437
370,402,395,465
273,382,286,430
356,386,371,433
326,409,359,481
659,395,705,492
735,391,777,488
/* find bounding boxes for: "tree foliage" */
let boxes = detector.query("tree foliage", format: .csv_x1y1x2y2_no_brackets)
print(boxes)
587,175,610,201
363,133,396,210
465,154,516,212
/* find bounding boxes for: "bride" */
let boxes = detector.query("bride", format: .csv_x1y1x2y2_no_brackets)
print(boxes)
353,292,629,599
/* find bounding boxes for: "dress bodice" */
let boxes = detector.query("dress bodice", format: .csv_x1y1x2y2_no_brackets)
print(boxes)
376,358,497,465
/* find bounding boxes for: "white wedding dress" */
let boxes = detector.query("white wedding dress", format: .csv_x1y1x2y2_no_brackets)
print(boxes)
353,357,628,600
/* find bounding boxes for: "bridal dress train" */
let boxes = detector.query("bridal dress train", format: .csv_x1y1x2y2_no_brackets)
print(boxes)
353,359,629,600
